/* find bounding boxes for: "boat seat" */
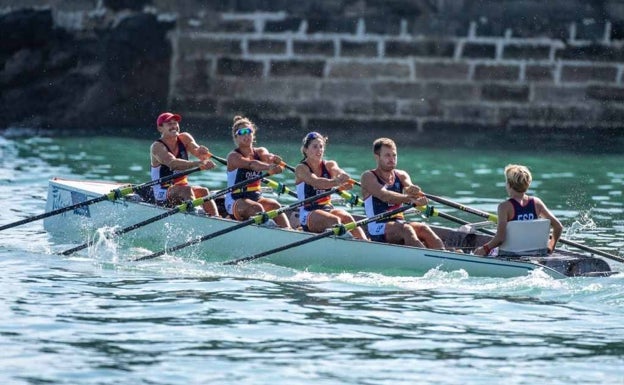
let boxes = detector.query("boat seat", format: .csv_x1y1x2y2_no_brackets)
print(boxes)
498,218,550,256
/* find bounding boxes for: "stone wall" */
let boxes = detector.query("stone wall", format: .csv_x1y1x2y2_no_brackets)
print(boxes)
2,0,624,151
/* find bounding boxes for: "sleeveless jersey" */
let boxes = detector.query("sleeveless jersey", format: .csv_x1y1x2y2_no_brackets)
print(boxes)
508,197,537,221
364,171,405,236
226,148,263,201
296,161,333,211
150,138,189,203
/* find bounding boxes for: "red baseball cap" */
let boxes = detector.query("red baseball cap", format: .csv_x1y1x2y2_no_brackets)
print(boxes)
156,112,181,126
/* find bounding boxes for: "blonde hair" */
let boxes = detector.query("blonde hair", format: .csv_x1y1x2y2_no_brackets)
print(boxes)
372,137,396,155
505,164,532,193
231,115,257,142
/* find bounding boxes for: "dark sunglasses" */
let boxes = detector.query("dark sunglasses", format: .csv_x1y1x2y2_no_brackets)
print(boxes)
235,127,253,136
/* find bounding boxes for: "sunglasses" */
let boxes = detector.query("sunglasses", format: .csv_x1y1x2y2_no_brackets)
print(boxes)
235,127,253,136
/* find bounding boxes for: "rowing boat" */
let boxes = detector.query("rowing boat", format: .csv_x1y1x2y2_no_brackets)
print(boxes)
43,178,614,279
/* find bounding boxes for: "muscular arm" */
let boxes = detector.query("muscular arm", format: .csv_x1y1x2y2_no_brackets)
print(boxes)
227,147,276,172
150,141,202,170
360,170,413,204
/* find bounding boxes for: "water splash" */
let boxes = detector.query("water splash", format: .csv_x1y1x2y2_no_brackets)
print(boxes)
87,226,121,263
565,210,597,239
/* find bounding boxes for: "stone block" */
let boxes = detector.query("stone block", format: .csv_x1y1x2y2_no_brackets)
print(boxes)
307,17,359,34
343,100,397,115
371,81,424,99
575,21,607,41
294,100,339,115
328,61,410,78
424,82,480,101
217,20,256,33
556,44,624,62
498,104,598,123
212,78,320,100
525,65,555,82
532,85,587,103
219,98,292,116
217,58,264,77
474,64,520,81
599,105,624,122
270,60,325,77
293,40,335,56
415,62,470,80
586,85,624,102
177,36,242,58
265,17,304,33
364,15,402,35
443,103,498,121
248,39,287,55
481,84,529,102
611,20,624,41
503,44,552,60
462,43,496,59
340,41,378,57
322,81,372,99
399,99,443,117
385,40,455,58
560,64,617,83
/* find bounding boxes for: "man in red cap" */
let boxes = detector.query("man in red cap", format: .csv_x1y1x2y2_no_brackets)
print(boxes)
150,112,219,215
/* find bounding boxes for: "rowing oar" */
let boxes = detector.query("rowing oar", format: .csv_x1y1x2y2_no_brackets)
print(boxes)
424,193,498,223
134,187,347,262
60,172,272,256
0,166,202,232
223,203,422,266
424,194,624,263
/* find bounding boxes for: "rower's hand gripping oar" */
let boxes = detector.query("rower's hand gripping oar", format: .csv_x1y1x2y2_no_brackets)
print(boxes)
424,193,624,263
0,166,202,232
134,186,346,262
59,171,273,256
224,203,423,265
205,151,300,199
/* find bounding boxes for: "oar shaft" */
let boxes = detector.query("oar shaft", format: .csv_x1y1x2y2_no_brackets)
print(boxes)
60,171,271,256
135,187,342,262
424,193,498,222
225,203,415,265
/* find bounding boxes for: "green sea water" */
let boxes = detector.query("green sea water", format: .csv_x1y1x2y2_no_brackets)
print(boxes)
0,135,623,385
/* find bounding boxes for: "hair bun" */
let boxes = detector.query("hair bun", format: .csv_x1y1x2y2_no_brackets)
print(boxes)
233,115,244,124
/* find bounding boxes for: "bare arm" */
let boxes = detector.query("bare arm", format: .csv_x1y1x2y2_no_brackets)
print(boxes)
360,170,418,205
474,201,511,255
296,160,350,190
227,147,283,174
151,141,210,171
535,197,563,253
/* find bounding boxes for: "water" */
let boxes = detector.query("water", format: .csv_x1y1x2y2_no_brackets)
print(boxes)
1,135,623,385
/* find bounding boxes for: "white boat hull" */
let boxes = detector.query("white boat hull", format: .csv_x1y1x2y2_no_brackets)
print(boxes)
43,178,612,279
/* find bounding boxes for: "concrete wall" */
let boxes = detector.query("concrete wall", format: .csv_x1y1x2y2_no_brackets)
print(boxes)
2,0,624,151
